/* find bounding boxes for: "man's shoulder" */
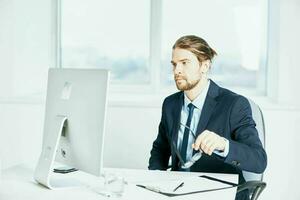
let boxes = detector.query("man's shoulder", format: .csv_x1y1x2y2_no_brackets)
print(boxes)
218,86,239,99
208,80,247,105
162,91,183,106
164,91,182,101
217,85,249,106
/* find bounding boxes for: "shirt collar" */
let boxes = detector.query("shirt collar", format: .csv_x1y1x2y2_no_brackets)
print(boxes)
184,80,210,110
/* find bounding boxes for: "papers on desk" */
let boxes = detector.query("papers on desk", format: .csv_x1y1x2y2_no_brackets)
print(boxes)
136,175,238,197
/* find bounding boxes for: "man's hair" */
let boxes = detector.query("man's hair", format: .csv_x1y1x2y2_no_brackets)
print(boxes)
172,35,217,63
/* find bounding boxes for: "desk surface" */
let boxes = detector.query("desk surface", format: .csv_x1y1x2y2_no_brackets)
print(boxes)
0,165,238,200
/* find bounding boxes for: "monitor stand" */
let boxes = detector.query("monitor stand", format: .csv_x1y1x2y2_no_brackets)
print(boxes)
34,115,79,189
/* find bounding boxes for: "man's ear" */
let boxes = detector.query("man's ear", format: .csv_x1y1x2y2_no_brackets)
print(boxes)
200,60,210,73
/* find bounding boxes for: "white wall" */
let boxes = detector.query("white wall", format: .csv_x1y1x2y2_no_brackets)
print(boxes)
0,0,13,96
0,103,44,168
262,109,300,200
275,0,300,106
104,105,161,169
1,0,300,199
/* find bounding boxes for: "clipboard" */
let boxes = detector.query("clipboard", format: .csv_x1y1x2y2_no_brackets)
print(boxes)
136,175,238,197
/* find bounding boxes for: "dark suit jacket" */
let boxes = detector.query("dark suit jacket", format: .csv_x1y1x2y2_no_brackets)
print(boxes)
148,80,267,200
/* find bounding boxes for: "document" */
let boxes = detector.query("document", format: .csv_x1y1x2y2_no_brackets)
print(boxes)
136,175,237,197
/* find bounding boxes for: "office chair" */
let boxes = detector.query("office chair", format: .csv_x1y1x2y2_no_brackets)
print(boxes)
236,98,267,200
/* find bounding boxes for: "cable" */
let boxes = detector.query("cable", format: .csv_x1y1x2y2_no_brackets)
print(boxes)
53,167,78,174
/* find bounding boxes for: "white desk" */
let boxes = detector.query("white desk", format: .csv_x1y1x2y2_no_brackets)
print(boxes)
0,165,238,200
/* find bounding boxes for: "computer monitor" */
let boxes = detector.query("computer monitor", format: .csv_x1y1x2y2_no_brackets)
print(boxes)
34,68,109,189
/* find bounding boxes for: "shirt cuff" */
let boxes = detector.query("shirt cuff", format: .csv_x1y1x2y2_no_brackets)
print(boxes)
213,138,229,157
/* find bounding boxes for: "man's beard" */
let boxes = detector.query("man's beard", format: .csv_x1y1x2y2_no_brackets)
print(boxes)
174,75,201,91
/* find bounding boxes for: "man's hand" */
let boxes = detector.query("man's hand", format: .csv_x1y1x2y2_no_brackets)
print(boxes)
192,130,226,156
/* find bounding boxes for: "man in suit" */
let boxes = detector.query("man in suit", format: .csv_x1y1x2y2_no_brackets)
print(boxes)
148,35,267,200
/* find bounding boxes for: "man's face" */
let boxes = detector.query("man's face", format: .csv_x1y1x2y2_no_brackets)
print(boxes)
171,48,203,91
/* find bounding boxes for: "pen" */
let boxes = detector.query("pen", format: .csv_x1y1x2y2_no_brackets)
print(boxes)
136,184,161,193
173,182,184,192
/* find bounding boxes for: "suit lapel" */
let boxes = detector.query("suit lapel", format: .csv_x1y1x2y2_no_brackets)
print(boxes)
171,92,184,146
170,92,183,170
195,81,219,137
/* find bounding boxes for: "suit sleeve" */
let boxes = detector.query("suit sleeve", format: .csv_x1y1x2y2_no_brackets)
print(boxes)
148,99,171,170
224,96,267,173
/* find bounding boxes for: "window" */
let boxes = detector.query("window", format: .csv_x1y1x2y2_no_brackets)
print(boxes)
160,0,268,93
61,0,150,84
60,0,268,94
